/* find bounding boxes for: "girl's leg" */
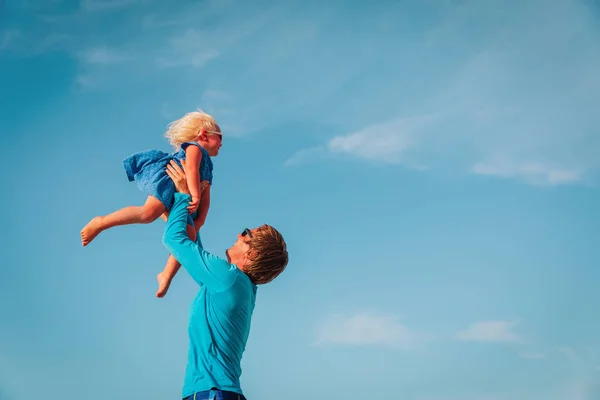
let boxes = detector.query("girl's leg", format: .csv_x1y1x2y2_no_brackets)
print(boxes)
156,224,195,298
81,196,166,246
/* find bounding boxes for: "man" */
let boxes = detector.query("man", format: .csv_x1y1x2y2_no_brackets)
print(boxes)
162,160,289,400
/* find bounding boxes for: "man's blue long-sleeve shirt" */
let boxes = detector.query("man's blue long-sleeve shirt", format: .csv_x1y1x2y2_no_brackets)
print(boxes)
162,192,257,398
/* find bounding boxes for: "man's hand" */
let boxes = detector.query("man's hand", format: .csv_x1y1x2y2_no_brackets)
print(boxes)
166,159,210,198
166,159,191,195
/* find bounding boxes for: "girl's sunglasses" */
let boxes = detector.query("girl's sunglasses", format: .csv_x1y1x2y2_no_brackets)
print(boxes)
241,228,253,238
206,130,223,141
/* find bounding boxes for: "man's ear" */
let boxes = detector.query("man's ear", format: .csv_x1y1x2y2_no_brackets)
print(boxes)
241,247,253,270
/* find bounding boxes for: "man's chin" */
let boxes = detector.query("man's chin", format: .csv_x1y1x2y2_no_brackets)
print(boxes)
225,249,230,262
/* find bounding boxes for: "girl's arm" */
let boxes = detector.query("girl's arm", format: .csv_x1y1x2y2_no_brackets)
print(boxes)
184,145,202,212
193,185,211,231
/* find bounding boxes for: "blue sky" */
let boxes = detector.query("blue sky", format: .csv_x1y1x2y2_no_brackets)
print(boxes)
1,0,600,399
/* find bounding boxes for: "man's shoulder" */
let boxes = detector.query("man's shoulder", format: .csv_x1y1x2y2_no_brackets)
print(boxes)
226,267,256,293
200,257,250,293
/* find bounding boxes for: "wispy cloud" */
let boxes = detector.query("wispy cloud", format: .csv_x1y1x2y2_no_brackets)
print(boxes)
7,1,283,94
6,0,600,168
0,28,72,56
283,146,327,167
284,0,600,186
472,162,582,186
153,4,282,70
328,114,441,165
315,311,426,350
78,47,130,65
156,29,220,69
286,113,442,167
456,320,522,343
72,47,131,90
327,120,413,164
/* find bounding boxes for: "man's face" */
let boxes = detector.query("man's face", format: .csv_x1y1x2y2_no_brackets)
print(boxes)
225,228,257,267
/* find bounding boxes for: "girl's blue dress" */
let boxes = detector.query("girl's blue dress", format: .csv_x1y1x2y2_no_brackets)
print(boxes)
123,141,213,216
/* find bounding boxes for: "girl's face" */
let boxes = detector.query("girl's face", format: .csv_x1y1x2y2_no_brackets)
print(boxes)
200,128,223,156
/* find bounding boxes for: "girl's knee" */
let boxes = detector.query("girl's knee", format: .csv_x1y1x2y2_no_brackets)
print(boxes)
186,225,197,240
140,203,165,223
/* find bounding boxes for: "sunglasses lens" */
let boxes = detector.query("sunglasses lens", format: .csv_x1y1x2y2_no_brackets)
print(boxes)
241,229,252,238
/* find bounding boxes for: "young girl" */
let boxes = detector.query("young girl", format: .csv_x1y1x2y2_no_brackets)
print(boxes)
80,109,223,297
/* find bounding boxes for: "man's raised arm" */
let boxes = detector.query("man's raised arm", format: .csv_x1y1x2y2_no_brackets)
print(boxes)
162,161,236,291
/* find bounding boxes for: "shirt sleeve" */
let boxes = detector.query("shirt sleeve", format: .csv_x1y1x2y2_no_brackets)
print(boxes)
162,192,237,291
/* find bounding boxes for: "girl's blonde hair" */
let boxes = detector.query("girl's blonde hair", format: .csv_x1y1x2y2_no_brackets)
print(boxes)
165,109,219,150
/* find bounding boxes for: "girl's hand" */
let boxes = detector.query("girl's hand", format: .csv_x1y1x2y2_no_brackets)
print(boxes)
187,181,210,214
166,159,210,211
188,196,200,214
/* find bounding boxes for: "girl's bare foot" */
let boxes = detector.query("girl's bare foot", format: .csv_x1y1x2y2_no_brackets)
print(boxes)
80,216,104,246
156,272,172,298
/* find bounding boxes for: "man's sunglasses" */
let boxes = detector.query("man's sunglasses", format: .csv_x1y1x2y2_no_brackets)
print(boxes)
241,228,253,238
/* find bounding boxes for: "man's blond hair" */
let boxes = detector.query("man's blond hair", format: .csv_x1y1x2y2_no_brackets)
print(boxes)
164,109,219,150
244,225,288,285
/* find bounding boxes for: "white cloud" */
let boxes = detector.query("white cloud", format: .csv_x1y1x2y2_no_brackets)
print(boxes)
421,0,600,187
78,47,130,65
283,146,326,167
456,320,522,343
156,8,279,70
472,162,582,186
327,113,443,166
315,311,425,349
287,114,441,168
28,34,73,56
285,0,600,186
157,29,220,68
6,0,600,172
75,74,96,89
327,119,413,164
